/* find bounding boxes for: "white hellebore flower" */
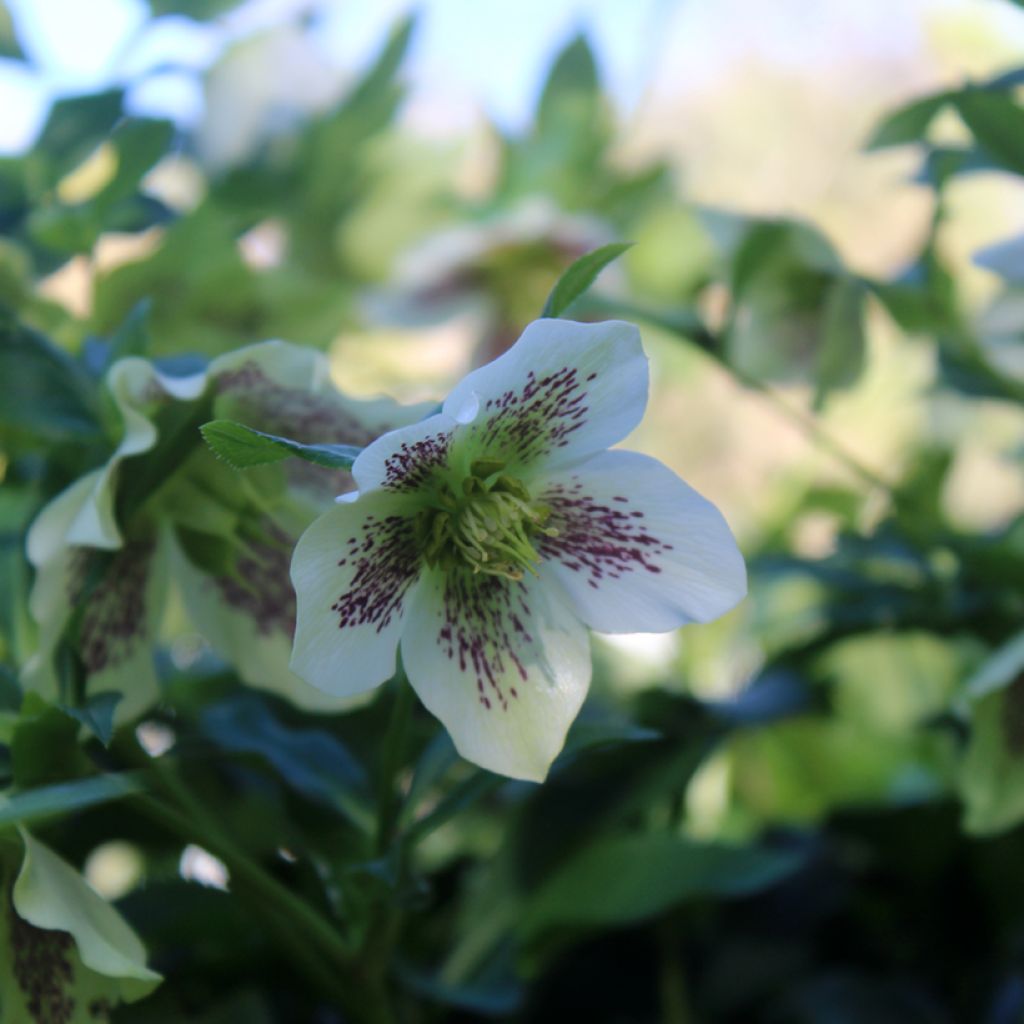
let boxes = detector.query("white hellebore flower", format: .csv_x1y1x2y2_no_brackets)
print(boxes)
290,319,746,781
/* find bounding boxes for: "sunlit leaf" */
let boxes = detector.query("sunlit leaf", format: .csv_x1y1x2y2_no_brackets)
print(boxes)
540,242,632,318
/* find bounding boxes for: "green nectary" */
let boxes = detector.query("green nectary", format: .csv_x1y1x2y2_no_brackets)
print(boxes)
413,458,557,581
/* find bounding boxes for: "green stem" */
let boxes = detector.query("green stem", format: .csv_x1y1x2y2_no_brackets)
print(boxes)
123,745,397,1024
375,679,416,858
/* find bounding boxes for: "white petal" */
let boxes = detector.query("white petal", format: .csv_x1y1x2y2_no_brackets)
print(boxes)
170,525,366,713
29,359,207,554
441,318,648,475
350,410,460,495
290,491,421,697
400,568,591,782
21,539,165,721
534,450,747,634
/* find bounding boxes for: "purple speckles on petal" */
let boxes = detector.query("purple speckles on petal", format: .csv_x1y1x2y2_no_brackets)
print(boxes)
434,573,532,711
215,362,381,497
469,365,590,464
331,514,419,633
68,543,154,674
9,898,77,1024
382,431,453,492
211,519,296,638
538,479,673,588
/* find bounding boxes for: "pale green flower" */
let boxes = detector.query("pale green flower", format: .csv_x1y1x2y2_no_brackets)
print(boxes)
0,828,160,1019
290,319,747,781
23,340,430,715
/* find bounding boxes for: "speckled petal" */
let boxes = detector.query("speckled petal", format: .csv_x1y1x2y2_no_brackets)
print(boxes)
350,411,460,496
21,537,166,721
534,450,747,634
211,339,436,501
400,567,591,782
290,491,421,697
441,318,648,477
172,523,367,712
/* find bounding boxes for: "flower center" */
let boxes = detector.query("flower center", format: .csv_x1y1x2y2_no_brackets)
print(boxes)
414,458,557,581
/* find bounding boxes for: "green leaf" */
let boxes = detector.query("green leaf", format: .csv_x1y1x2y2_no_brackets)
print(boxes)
813,276,868,408
540,242,633,318
200,419,362,471
953,89,1024,176
536,33,599,132
866,92,949,149
0,773,142,830
34,90,124,183
522,834,805,934
0,314,101,444
146,0,239,18
201,694,374,833
0,0,25,60
958,632,1024,836
60,692,122,747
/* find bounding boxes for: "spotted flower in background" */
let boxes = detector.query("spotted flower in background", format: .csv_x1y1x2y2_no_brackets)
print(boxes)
24,341,430,715
290,319,747,781
0,829,161,1017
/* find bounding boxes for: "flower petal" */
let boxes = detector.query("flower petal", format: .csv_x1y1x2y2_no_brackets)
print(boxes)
21,539,165,721
441,318,648,475
211,339,436,500
289,491,421,697
400,568,591,782
171,523,365,712
350,410,459,495
534,450,747,634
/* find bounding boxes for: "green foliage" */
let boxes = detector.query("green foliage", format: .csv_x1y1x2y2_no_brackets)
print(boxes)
200,419,362,470
541,242,633,318
0,11,1022,1022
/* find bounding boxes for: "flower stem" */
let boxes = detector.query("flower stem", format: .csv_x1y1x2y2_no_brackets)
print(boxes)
375,678,416,858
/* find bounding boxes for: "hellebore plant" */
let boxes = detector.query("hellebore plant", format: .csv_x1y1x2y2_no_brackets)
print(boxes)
24,341,429,715
290,318,747,781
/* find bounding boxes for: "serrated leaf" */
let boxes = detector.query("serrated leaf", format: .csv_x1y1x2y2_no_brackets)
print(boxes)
540,242,632,318
200,419,361,471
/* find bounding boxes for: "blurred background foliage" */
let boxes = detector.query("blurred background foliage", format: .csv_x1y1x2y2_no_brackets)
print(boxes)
1,0,1024,1021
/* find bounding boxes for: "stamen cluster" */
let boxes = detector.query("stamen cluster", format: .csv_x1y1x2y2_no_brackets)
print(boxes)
413,458,556,580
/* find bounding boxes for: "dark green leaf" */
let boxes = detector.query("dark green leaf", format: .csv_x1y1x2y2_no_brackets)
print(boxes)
866,93,949,149
146,0,239,19
34,90,124,182
813,276,868,408
60,692,122,747
522,835,806,934
201,694,373,832
540,242,633,318
0,314,101,444
0,773,141,829
0,0,24,60
537,34,599,131
104,299,152,368
10,696,88,788
953,89,1024,176
200,419,362,471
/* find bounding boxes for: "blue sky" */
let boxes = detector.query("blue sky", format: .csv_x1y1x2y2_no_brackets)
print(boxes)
0,0,674,152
